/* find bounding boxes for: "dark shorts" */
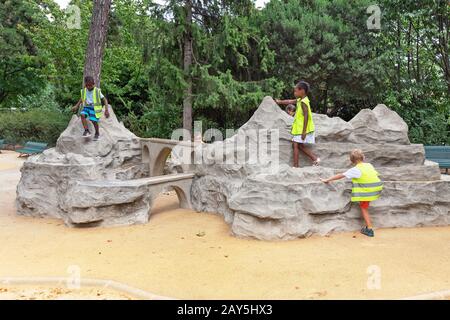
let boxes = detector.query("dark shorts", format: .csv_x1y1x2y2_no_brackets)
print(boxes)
80,106,99,122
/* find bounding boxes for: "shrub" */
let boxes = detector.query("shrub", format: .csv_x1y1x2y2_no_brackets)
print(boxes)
0,108,71,146
122,102,182,139
384,87,450,145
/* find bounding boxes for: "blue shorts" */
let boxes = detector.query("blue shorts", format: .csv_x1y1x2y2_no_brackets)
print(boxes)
80,106,99,122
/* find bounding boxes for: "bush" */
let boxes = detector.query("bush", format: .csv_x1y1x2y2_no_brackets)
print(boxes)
12,84,61,111
384,87,450,145
0,108,71,146
122,102,182,139
399,109,450,145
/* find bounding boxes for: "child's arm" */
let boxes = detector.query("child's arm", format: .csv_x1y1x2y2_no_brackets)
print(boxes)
321,173,345,184
103,96,110,118
275,99,297,105
71,98,82,113
301,102,309,140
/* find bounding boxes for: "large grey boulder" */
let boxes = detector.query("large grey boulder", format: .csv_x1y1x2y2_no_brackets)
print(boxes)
349,104,410,145
62,173,193,226
314,113,355,143
189,97,450,239
16,109,147,223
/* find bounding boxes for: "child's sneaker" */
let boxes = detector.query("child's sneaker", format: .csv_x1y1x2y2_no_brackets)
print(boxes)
82,129,91,137
93,134,99,141
313,158,321,166
360,226,374,237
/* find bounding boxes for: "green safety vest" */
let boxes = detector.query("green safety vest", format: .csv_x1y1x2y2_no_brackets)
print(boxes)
351,162,383,202
291,96,315,135
80,87,103,119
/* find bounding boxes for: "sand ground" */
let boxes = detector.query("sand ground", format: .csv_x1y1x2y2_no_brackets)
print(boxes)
0,150,449,300
0,285,133,300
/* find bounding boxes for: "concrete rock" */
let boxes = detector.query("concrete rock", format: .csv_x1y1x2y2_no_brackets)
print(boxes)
16,109,146,221
190,97,450,239
314,113,355,143
62,173,193,227
15,96,450,239
349,104,410,145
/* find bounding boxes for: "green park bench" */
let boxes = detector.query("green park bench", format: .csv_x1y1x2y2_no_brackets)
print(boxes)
424,146,450,173
15,141,48,157
0,139,4,153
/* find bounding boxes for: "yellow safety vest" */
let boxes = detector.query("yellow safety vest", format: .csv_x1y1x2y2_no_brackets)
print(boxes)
351,162,383,202
291,96,315,135
80,87,103,119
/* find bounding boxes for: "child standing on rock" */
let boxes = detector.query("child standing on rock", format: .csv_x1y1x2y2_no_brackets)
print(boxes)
276,81,320,167
321,149,383,237
71,76,110,141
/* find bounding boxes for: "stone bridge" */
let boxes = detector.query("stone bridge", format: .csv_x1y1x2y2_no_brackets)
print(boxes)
62,138,199,227
140,138,197,176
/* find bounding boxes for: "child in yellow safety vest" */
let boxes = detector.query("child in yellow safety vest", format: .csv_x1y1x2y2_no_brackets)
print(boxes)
321,149,383,237
71,76,110,141
275,81,320,167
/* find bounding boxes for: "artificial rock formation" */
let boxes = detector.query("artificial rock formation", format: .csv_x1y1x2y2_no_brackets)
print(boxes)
15,109,149,225
188,97,450,239
15,97,450,239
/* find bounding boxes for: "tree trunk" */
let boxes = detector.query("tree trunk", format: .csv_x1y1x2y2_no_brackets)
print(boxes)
407,19,412,81
396,18,401,89
83,0,112,86
182,0,193,138
416,24,420,82
437,9,450,93
428,0,450,93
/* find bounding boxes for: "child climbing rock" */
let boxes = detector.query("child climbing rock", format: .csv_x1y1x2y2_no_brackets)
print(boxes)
321,149,383,237
71,76,109,141
285,104,296,117
275,81,320,167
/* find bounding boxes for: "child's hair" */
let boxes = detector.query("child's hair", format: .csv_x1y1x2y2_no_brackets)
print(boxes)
350,149,365,164
285,104,296,114
84,75,94,85
295,81,310,94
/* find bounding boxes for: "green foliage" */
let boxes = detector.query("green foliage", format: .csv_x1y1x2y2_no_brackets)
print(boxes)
0,108,71,146
384,85,450,145
144,0,283,131
0,0,50,105
122,102,182,138
259,0,384,114
1,0,448,144
12,84,60,110
377,0,450,145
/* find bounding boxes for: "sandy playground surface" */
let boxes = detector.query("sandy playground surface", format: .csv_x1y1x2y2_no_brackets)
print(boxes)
0,150,449,300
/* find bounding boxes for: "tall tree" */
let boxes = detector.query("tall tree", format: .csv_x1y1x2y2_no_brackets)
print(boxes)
259,0,383,117
425,0,449,93
151,0,276,134
83,0,112,86
182,0,193,137
379,0,449,94
0,0,48,106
